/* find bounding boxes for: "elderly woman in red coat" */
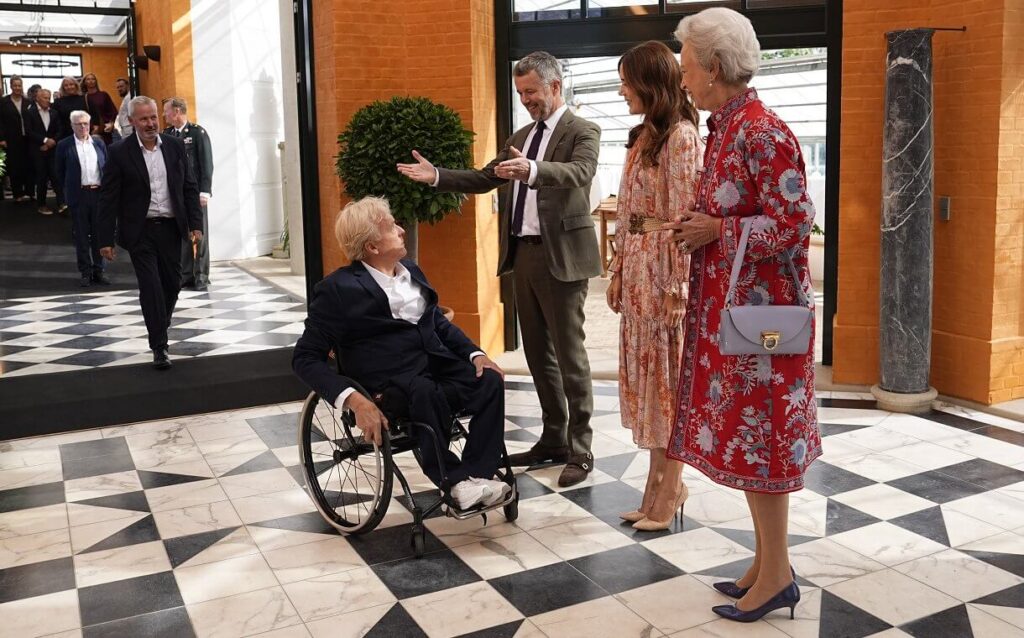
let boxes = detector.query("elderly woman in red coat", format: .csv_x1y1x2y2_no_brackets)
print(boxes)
665,7,822,624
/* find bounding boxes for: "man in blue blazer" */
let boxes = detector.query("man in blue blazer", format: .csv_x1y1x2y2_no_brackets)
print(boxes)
56,110,108,287
292,196,510,510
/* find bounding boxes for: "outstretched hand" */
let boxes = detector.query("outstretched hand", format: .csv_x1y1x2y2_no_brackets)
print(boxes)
495,147,531,182
396,150,436,184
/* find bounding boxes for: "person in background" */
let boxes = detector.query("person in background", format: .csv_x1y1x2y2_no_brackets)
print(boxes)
606,40,702,532
25,88,64,216
0,76,35,202
82,73,118,145
113,77,133,141
56,110,108,287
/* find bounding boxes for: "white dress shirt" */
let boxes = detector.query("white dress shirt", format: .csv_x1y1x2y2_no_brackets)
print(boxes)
38,107,52,141
75,136,101,186
140,136,174,218
117,93,133,136
11,96,24,134
334,262,484,409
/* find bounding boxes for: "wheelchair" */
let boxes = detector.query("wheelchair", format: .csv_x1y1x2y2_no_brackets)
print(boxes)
297,372,518,558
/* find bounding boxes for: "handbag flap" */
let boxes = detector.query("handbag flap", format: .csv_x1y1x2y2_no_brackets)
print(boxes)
726,306,812,345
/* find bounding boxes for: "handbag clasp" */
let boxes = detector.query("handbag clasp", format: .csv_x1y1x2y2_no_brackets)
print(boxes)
761,331,781,351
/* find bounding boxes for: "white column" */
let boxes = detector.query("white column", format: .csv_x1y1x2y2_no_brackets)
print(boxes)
190,0,287,260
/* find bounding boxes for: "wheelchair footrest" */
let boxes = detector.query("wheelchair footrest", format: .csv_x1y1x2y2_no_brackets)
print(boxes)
444,488,517,521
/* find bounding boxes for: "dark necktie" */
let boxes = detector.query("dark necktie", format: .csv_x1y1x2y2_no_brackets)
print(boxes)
510,120,546,237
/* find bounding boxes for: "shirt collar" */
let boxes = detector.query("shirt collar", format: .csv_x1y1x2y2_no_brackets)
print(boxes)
708,87,759,133
75,135,92,145
362,261,410,287
137,133,163,150
540,103,568,132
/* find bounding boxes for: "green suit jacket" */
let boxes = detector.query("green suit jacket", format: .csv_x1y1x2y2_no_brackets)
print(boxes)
436,109,602,282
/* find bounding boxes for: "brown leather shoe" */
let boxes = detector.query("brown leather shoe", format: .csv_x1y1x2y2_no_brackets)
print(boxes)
558,452,594,487
506,444,570,467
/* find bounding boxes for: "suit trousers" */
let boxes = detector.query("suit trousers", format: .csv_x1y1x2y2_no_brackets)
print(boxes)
31,148,61,207
391,359,505,487
129,218,182,351
512,240,594,456
6,140,32,198
180,203,209,286
70,189,103,276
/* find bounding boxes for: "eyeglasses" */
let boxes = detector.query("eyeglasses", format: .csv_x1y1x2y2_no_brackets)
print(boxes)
72,122,91,127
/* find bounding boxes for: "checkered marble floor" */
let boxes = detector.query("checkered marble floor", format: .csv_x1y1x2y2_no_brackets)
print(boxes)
0,264,306,377
0,377,1022,637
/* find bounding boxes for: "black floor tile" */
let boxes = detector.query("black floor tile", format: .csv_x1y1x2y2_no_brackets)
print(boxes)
62,452,136,481
247,412,302,449
713,527,818,552
803,461,877,497
512,473,554,501
826,499,881,535
972,582,1024,607
820,423,870,437
489,562,608,616
817,590,892,638
220,450,284,476
43,322,117,336
569,544,683,594
395,490,446,520
166,341,223,357
0,556,75,604
51,351,138,367
137,470,209,490
0,481,66,513
503,428,540,443
504,415,543,428
372,548,481,599
901,603,971,638
887,471,988,504
818,398,878,409
921,410,986,432
347,523,445,566
972,425,1024,447
456,620,525,638
560,481,643,518
935,458,1024,491
365,603,428,638
0,359,38,374
60,437,130,462
76,490,150,513
165,328,208,342
962,550,1024,579
248,511,341,536
596,451,641,480
164,527,241,568
0,344,30,357
81,515,161,554
890,506,951,547
593,509,701,541
78,571,185,626
82,606,196,638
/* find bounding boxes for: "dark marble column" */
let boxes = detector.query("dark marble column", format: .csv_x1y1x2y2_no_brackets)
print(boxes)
873,29,937,411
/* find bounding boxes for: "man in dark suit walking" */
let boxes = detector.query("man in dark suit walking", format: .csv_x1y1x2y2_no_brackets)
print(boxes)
163,97,214,290
398,51,602,487
0,76,34,202
56,110,108,287
293,196,510,509
98,96,203,370
25,89,64,215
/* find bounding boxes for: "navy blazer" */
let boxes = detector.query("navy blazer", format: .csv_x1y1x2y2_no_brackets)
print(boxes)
55,134,107,208
292,259,479,405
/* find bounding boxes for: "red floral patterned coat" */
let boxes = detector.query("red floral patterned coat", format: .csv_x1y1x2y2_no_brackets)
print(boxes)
667,89,822,493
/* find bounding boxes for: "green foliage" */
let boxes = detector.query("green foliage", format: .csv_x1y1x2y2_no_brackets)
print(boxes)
336,96,475,226
761,47,826,60
811,222,825,236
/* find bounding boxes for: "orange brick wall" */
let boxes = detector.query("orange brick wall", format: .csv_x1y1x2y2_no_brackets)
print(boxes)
835,0,1017,403
133,0,198,122
0,46,128,96
313,0,504,353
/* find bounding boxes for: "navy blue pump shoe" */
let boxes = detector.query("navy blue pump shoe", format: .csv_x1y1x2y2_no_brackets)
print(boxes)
713,566,796,599
712,581,800,622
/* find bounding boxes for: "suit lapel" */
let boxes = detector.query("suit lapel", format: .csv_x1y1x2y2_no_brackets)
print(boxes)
405,262,438,307
350,261,393,318
542,110,574,162
126,133,150,185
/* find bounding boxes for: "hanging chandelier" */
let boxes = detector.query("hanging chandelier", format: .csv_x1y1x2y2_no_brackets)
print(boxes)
9,34,93,48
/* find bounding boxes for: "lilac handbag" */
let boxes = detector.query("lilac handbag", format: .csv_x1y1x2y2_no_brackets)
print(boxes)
719,218,814,356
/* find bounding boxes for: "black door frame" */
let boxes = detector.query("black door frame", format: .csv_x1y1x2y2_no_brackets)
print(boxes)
496,0,839,364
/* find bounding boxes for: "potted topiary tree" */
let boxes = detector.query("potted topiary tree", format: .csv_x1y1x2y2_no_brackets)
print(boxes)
335,96,475,262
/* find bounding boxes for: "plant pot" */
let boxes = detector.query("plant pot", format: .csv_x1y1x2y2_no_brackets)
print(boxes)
809,234,825,285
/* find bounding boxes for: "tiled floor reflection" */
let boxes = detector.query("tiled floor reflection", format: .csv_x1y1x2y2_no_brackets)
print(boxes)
0,377,1022,637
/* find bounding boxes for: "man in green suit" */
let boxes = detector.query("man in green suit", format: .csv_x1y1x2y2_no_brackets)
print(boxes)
163,97,214,290
398,51,602,487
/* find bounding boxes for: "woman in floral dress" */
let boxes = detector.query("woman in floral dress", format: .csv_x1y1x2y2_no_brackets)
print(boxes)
665,8,822,623
606,40,702,531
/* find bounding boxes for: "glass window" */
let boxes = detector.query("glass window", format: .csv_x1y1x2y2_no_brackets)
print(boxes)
1,53,83,94
513,0,582,22
746,0,825,7
665,0,741,12
585,0,659,18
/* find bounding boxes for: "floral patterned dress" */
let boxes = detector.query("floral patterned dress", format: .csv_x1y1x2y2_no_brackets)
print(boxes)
616,121,703,449
667,89,822,493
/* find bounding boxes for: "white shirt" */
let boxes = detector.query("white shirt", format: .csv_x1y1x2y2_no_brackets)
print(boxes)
139,135,174,218
38,107,51,137
11,96,24,134
514,103,567,236
75,136,100,186
334,262,484,409
116,93,133,136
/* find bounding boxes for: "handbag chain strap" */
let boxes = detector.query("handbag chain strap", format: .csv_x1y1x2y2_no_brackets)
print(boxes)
724,218,809,309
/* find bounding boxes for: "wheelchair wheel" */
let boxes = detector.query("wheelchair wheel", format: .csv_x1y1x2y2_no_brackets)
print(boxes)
298,391,393,534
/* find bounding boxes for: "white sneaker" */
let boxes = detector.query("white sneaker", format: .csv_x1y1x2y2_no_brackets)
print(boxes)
451,479,491,510
474,478,512,507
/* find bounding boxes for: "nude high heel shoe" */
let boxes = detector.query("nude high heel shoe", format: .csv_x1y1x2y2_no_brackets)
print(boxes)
633,482,689,531
619,509,646,523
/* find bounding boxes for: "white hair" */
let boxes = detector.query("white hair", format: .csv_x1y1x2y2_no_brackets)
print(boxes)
674,8,761,84
128,95,157,117
334,197,392,261
69,110,91,123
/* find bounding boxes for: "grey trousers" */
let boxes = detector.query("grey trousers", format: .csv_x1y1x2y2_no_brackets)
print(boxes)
513,241,594,456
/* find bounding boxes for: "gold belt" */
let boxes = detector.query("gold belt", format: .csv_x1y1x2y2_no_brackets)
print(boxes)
627,215,666,234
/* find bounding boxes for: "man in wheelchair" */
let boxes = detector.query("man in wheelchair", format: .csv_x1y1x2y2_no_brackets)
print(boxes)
292,196,511,511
